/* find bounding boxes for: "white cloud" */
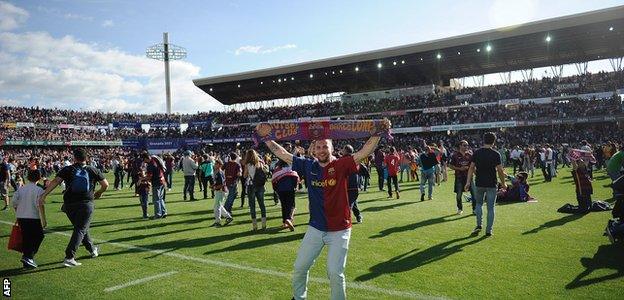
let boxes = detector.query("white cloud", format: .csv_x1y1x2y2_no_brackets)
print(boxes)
0,31,223,113
234,44,297,55
101,19,114,27
488,0,538,29
0,98,19,106
64,13,94,21
0,1,29,31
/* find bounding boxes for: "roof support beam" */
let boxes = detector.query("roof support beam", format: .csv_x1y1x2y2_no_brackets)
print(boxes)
498,71,512,84
549,65,564,78
471,75,485,87
520,69,534,81
609,57,623,72
574,62,588,75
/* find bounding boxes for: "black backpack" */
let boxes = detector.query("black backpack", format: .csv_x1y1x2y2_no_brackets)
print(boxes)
252,166,268,188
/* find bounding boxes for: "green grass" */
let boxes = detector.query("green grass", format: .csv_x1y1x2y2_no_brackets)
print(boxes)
0,167,622,299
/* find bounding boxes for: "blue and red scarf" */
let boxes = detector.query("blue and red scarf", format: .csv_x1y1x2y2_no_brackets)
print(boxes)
253,119,392,146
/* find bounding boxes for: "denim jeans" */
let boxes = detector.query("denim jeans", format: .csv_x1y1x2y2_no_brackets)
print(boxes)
420,168,435,198
139,193,149,217
64,202,95,259
183,175,195,200
293,226,351,300
472,186,497,233
224,183,238,212
247,185,266,219
376,166,385,191
152,184,167,217
165,171,173,189
455,177,475,211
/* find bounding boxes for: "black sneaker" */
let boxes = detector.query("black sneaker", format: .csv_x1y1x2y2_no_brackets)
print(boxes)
356,215,363,224
606,221,616,244
420,194,425,202
472,226,482,235
224,217,234,226
21,257,37,269
485,232,493,237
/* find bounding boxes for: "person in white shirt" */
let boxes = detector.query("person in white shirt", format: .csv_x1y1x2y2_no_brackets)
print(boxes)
510,146,522,174
12,170,46,269
544,144,554,182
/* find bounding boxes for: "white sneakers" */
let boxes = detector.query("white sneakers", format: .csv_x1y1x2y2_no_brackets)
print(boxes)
457,209,463,215
63,258,82,267
90,246,99,258
63,246,99,267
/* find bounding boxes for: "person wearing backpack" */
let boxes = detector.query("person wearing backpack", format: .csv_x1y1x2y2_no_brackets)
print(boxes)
39,148,108,267
243,149,268,231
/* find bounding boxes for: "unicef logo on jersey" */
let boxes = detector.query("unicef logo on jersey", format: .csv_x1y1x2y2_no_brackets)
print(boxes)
311,178,337,187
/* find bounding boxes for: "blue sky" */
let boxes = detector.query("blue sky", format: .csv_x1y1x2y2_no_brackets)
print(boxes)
1,0,623,113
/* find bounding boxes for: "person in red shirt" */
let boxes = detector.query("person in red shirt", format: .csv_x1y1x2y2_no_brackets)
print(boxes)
262,119,390,300
384,147,401,199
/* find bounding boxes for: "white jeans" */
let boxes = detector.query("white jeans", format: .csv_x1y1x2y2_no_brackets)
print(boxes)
214,191,231,223
293,226,351,300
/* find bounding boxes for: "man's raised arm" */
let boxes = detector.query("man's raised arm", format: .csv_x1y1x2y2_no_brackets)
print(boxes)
353,118,391,163
265,140,294,165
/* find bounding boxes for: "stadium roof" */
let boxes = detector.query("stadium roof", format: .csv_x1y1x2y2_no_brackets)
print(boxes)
194,5,624,105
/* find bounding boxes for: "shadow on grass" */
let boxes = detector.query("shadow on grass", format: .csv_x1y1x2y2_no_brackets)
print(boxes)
355,235,487,281
0,262,65,277
106,226,205,243
203,232,305,255
361,201,416,213
566,244,624,289
48,216,148,232
522,214,586,235
370,214,471,239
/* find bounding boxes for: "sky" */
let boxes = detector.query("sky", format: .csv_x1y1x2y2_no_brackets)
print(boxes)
0,0,623,114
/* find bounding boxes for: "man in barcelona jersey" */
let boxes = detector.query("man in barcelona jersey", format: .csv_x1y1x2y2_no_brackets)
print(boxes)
261,119,391,300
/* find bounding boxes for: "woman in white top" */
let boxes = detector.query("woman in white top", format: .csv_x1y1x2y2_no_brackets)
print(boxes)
243,149,268,230
12,169,46,269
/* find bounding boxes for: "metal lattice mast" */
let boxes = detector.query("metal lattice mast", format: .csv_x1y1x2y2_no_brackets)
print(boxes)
146,32,187,114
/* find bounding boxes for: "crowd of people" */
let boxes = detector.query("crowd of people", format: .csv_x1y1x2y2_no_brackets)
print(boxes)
1,70,623,142
2,70,624,299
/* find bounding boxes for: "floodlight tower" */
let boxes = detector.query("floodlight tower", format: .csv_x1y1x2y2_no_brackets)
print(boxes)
146,32,187,114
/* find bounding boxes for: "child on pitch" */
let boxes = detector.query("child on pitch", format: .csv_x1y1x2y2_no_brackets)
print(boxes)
12,169,46,269
137,170,151,219
211,159,233,227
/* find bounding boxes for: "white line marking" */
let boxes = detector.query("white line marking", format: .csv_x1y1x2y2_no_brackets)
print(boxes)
104,271,178,292
0,220,446,300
